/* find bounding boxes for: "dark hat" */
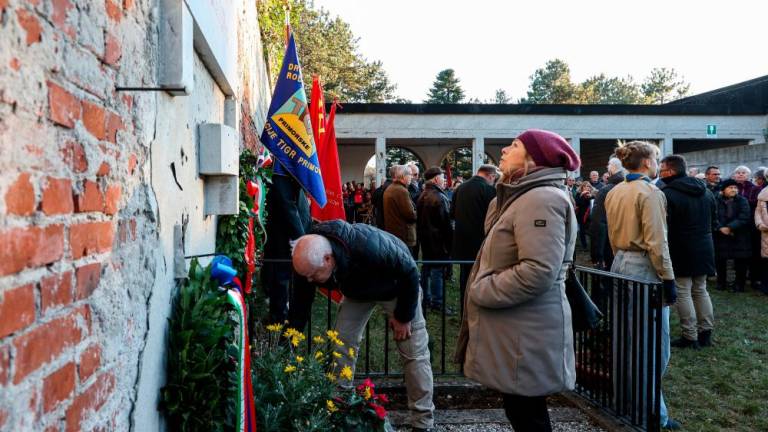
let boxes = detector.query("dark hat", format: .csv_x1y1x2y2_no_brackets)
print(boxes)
423,166,444,181
720,179,739,189
516,129,581,172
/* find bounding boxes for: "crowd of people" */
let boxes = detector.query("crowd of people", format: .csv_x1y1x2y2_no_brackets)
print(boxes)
572,161,768,295
262,128,768,431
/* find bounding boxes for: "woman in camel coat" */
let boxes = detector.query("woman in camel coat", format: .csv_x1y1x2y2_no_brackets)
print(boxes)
457,129,578,432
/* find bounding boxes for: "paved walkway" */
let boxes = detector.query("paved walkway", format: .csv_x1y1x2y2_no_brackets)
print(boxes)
391,407,606,431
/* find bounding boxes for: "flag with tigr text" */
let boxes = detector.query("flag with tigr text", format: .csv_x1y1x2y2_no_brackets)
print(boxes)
260,31,327,207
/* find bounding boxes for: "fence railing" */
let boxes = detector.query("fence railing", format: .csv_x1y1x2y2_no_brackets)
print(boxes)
264,258,662,431
572,265,663,432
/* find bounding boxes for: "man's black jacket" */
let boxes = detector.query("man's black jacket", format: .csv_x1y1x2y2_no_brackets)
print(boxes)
310,220,420,323
660,173,718,276
417,183,453,260
450,176,495,260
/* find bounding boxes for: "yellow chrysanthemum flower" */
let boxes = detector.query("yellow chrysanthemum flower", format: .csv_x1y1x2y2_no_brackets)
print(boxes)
295,356,304,363
284,365,297,373
364,386,372,400
283,328,298,338
326,400,338,413
348,347,355,357
315,351,324,360
326,372,336,382
313,336,325,344
333,351,342,358
326,330,339,339
266,323,283,332
340,365,353,380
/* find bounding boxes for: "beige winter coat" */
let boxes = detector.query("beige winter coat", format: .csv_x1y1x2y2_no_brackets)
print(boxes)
756,187,768,258
457,168,577,396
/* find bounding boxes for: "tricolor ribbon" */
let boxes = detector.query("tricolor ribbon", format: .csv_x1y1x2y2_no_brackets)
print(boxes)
244,177,267,294
211,256,257,432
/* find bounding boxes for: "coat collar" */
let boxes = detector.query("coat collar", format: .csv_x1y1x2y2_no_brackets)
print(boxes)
495,167,567,211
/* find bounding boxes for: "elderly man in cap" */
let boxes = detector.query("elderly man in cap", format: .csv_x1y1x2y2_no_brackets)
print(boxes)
416,167,454,313
292,220,435,432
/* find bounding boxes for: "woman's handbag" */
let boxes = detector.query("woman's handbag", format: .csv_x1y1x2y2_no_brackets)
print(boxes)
564,206,603,332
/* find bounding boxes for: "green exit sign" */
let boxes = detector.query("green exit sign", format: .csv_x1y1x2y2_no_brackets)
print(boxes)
706,124,717,137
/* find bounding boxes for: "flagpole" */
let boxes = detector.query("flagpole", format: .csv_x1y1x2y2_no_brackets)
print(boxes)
283,0,291,46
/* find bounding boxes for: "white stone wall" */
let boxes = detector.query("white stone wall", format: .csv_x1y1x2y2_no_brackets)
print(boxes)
0,0,271,430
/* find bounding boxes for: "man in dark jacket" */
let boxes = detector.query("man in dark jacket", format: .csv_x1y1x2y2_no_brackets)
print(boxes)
371,166,395,228
292,220,435,431
417,167,453,313
261,171,315,330
660,155,718,348
714,179,752,292
589,157,625,270
705,166,721,194
450,164,497,302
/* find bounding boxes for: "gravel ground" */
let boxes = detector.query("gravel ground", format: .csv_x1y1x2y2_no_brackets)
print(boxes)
391,408,606,431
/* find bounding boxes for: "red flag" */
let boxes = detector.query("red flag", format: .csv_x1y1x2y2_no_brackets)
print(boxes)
309,76,326,153
310,83,345,221
308,78,345,303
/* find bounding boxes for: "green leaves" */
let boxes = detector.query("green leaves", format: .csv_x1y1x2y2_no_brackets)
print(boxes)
160,259,237,431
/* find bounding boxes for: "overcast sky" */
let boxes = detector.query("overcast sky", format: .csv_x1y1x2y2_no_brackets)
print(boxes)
313,0,768,102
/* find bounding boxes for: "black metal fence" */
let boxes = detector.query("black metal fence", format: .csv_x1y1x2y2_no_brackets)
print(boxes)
270,259,663,431
572,265,663,432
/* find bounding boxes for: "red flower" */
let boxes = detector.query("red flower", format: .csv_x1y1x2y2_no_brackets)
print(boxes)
369,402,387,420
357,377,376,392
376,393,389,404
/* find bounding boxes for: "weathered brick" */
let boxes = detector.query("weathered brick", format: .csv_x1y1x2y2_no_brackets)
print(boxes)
9,57,21,71
70,221,114,259
0,284,36,338
123,0,133,10
43,362,75,413
104,111,123,144
75,262,101,300
51,0,75,38
104,185,121,215
61,140,89,173
127,154,138,174
16,8,42,46
65,372,115,432
78,344,101,382
74,180,104,213
13,307,88,383
105,0,121,22
96,161,110,177
41,177,74,215
40,271,73,313
82,101,106,140
103,32,121,67
0,345,10,385
0,225,64,276
47,82,80,128
5,172,35,216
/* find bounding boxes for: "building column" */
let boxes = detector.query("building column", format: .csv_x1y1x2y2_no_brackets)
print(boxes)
375,136,386,187
472,136,485,175
569,136,581,177
661,135,673,156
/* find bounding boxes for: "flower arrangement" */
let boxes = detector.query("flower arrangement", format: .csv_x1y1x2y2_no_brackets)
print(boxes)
252,325,391,432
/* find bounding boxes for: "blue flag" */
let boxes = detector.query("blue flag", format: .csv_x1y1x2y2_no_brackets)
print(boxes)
261,31,327,207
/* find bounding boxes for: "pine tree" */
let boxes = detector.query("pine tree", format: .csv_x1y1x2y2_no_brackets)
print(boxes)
425,69,465,103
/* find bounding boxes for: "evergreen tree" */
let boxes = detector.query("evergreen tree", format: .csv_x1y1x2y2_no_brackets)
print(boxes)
576,74,643,104
522,59,576,103
641,67,691,104
258,0,398,102
425,69,465,103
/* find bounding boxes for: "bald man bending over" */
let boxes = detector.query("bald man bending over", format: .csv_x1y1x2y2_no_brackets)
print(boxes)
292,220,435,432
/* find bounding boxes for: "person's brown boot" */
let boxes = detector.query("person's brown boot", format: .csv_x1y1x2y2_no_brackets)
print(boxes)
698,330,713,347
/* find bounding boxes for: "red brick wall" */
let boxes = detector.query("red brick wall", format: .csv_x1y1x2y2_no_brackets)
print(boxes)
0,0,145,430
